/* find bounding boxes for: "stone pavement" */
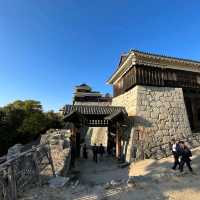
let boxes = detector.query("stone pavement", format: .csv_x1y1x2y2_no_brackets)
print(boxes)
74,149,129,186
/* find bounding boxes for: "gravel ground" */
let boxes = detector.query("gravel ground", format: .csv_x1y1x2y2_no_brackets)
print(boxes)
20,147,200,200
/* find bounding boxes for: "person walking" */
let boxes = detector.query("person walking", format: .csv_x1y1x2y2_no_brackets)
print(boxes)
171,138,180,170
179,141,193,173
70,136,76,168
92,144,98,163
99,144,105,161
82,143,88,159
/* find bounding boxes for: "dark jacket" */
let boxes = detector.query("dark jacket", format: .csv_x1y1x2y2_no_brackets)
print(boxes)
172,143,181,156
180,147,192,161
92,146,98,154
98,145,105,155
176,143,182,156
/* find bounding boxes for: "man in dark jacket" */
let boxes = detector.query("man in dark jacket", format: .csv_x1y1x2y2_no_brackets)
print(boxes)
92,144,98,163
179,141,193,172
171,138,180,170
70,136,76,168
99,144,105,161
83,143,88,159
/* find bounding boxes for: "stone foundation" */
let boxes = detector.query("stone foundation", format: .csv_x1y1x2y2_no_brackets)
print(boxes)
112,85,194,161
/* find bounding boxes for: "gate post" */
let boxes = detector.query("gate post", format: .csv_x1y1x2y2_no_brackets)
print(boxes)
8,163,17,200
116,122,122,159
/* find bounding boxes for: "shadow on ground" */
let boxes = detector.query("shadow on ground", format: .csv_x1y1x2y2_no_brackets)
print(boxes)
20,147,200,200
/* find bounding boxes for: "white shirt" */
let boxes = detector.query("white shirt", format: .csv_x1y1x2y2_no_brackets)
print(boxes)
172,144,177,152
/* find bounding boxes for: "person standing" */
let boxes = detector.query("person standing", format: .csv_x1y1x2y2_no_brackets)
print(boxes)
179,141,193,173
83,143,88,159
112,146,116,157
92,144,98,163
99,144,105,161
171,138,180,170
70,136,76,168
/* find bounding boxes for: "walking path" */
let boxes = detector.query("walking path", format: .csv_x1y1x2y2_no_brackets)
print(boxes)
75,149,129,185
20,147,200,200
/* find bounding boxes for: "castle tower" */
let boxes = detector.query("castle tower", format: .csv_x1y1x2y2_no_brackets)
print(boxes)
73,83,112,106
107,50,200,160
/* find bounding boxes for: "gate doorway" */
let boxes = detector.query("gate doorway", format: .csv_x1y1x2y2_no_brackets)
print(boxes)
62,105,128,159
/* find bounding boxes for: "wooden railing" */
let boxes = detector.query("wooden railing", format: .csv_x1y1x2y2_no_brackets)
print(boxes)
0,144,55,200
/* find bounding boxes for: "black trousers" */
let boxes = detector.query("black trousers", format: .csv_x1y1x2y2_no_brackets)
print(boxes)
172,151,180,169
70,155,75,168
179,159,193,172
83,152,88,159
93,153,98,163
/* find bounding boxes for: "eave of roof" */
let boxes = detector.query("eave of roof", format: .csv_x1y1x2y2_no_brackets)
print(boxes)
106,52,133,84
107,49,200,84
133,50,200,65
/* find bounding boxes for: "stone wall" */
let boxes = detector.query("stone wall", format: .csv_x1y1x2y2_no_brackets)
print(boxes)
112,85,194,160
188,132,200,148
112,86,138,116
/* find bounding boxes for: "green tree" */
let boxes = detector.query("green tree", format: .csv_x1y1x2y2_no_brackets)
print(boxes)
5,100,42,112
0,108,17,155
0,100,64,156
18,112,47,139
45,110,63,129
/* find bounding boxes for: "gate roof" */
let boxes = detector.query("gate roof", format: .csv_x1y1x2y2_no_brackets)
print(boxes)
62,104,126,116
61,104,127,127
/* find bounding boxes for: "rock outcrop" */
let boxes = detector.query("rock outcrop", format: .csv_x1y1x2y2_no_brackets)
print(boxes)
40,129,71,176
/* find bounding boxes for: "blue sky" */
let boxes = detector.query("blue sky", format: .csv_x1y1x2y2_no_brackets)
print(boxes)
0,0,200,111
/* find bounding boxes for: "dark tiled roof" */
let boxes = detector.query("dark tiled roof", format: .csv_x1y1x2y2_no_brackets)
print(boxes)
132,49,200,64
62,104,126,116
